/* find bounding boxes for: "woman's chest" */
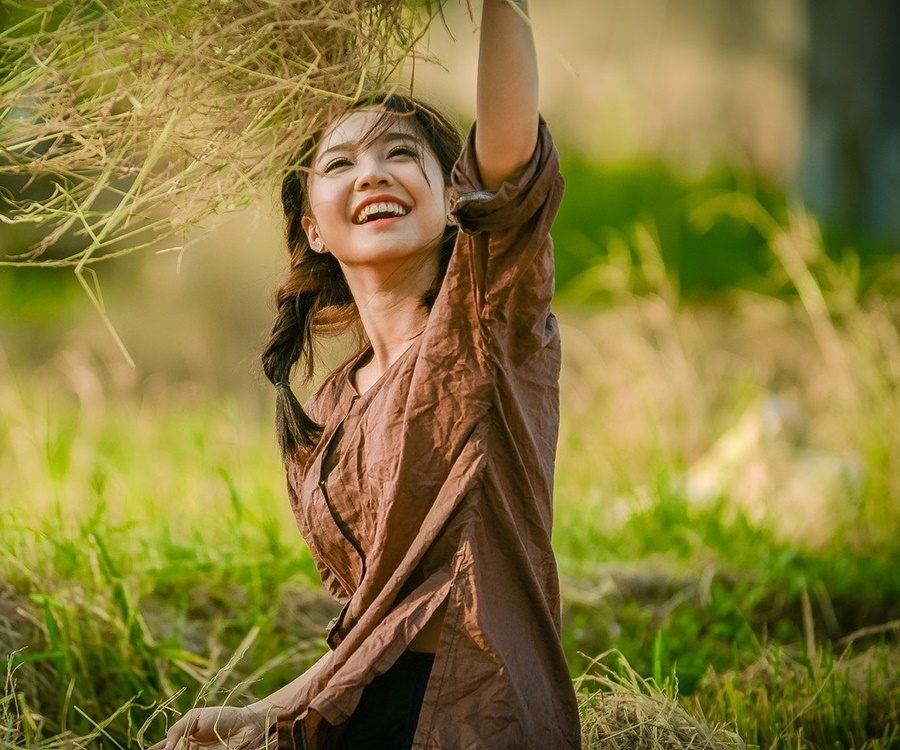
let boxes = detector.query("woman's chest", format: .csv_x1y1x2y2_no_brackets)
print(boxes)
288,333,492,595
291,370,419,572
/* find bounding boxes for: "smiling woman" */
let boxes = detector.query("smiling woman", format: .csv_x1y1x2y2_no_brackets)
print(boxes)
265,96,464,444
151,2,581,750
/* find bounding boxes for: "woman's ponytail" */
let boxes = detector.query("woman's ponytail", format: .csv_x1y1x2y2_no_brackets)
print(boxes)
262,284,321,459
262,148,356,461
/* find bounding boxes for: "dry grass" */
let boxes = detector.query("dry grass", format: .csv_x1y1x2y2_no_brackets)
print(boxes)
1,0,441,262
0,0,450,360
0,0,436,265
1,0,447,359
578,654,746,750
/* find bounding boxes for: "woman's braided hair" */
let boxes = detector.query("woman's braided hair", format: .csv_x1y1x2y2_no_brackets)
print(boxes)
262,93,463,460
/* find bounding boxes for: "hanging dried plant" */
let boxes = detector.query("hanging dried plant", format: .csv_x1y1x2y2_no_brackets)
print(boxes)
0,0,443,267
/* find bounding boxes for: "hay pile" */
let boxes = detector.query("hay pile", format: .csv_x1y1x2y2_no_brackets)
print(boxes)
579,655,746,750
0,0,441,267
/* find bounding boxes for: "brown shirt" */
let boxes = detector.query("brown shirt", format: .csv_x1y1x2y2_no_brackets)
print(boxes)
277,119,581,750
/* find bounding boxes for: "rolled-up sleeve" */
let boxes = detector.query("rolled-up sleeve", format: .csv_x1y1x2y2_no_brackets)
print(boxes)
449,117,563,363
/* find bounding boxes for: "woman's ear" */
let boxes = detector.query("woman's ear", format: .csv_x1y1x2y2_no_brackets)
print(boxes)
301,217,327,253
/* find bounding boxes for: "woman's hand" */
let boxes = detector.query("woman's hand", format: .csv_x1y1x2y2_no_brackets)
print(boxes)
147,705,271,750
149,652,330,750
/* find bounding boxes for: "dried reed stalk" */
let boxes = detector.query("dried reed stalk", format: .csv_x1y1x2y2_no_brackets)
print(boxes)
0,0,442,268
578,653,746,750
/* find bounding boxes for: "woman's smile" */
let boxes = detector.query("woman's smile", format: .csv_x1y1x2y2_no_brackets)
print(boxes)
353,198,410,225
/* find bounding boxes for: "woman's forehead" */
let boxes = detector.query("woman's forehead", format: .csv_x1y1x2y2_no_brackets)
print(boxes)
316,110,418,157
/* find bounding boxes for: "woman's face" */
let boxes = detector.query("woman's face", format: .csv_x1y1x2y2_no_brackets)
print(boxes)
301,109,452,274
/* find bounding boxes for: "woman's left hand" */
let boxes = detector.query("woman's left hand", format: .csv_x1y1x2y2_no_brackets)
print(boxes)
146,705,269,750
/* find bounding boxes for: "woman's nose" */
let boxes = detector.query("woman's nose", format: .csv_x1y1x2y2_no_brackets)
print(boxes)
354,157,393,191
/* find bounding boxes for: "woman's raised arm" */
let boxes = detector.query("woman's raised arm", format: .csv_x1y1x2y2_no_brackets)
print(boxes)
475,0,540,192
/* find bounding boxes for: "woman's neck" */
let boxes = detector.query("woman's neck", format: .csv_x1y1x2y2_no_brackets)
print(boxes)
342,256,436,391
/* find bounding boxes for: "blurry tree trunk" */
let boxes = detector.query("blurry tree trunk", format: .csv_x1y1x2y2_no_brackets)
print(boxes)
799,0,900,243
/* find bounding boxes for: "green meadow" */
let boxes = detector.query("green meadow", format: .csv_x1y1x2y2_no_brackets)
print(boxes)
2,162,899,748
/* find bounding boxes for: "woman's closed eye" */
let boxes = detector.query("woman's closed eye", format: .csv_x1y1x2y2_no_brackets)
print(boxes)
323,157,352,173
387,144,419,160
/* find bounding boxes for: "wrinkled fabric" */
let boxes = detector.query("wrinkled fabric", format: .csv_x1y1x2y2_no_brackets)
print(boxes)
276,118,582,750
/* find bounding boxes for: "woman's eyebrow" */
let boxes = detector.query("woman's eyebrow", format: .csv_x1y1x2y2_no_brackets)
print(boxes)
316,131,418,162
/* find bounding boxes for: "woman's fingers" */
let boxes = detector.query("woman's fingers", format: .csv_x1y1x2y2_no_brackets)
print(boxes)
145,708,219,750
164,714,197,749
145,714,192,750
145,719,182,750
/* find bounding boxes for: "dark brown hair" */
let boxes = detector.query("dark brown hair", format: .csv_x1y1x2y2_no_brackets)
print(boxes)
261,93,463,460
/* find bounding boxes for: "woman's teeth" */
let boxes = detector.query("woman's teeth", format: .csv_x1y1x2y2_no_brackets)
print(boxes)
355,202,408,224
